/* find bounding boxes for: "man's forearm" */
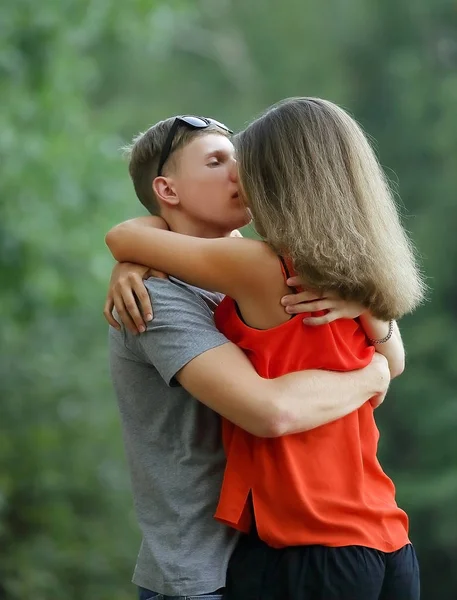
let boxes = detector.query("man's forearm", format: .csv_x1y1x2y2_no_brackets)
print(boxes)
266,358,389,437
176,342,389,439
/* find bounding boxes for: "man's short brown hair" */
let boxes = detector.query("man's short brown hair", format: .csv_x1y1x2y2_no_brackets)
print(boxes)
124,118,230,215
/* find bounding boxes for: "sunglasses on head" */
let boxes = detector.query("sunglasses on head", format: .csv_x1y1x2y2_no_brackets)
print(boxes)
157,115,233,177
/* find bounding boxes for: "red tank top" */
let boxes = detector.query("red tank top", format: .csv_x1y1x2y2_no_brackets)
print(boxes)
213,260,409,551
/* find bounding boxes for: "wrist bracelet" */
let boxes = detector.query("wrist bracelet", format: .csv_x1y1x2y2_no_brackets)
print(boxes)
367,319,394,345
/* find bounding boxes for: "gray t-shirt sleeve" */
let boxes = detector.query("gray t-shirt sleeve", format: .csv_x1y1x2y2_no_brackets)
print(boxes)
128,278,229,386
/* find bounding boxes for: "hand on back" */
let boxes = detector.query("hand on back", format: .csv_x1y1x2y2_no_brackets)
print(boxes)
281,275,366,325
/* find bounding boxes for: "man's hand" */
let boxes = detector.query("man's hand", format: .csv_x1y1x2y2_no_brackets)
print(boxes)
367,353,390,409
281,276,365,325
103,262,167,334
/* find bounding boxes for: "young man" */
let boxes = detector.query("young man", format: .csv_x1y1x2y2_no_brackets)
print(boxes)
105,116,392,600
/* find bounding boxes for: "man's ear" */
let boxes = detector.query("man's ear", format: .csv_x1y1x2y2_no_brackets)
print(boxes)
152,176,180,207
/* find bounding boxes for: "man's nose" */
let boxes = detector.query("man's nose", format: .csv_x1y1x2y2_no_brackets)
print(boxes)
229,158,238,182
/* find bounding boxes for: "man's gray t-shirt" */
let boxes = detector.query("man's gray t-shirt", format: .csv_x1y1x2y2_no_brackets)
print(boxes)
109,277,240,596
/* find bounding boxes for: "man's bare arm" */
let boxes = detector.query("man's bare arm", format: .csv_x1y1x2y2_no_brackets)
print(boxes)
177,343,390,438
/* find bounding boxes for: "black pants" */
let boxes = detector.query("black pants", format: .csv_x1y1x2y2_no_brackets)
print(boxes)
225,530,420,600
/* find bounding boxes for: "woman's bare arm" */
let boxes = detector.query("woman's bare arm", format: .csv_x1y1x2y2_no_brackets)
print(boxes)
105,216,278,301
358,314,405,378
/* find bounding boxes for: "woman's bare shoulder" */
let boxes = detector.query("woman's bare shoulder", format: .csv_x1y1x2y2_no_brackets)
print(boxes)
213,236,280,275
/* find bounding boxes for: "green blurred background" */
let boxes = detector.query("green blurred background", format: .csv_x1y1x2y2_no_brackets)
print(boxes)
1,0,456,598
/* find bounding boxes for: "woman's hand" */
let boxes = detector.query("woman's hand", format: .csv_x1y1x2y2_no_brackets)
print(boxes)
281,276,365,325
103,262,167,334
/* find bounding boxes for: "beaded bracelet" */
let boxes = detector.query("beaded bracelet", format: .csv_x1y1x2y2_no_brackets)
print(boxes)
367,319,394,345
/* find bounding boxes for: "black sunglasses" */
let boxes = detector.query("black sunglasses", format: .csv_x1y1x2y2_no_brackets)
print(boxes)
157,115,233,177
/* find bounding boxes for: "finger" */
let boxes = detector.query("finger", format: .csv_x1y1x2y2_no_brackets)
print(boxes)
282,290,325,306
133,282,153,322
302,311,337,326
286,275,305,288
285,300,333,314
148,269,168,280
103,297,121,330
318,289,340,300
121,288,147,333
286,276,322,295
114,293,140,334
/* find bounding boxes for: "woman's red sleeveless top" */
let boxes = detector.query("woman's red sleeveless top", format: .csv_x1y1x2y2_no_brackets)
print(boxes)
213,261,409,551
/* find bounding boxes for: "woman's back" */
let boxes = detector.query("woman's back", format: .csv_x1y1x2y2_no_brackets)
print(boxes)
214,277,409,553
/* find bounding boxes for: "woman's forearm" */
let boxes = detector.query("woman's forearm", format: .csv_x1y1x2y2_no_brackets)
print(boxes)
359,313,405,378
105,216,262,297
105,217,172,266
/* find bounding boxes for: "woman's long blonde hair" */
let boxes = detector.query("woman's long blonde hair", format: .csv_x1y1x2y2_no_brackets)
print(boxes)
236,97,426,320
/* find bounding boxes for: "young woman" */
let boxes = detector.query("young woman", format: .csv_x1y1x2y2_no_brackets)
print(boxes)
105,98,425,599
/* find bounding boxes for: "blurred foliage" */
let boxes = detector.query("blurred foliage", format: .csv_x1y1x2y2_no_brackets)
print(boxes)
0,0,456,598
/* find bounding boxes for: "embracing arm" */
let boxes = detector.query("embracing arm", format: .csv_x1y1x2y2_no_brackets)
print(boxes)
134,277,390,438
105,216,273,299
177,344,390,437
